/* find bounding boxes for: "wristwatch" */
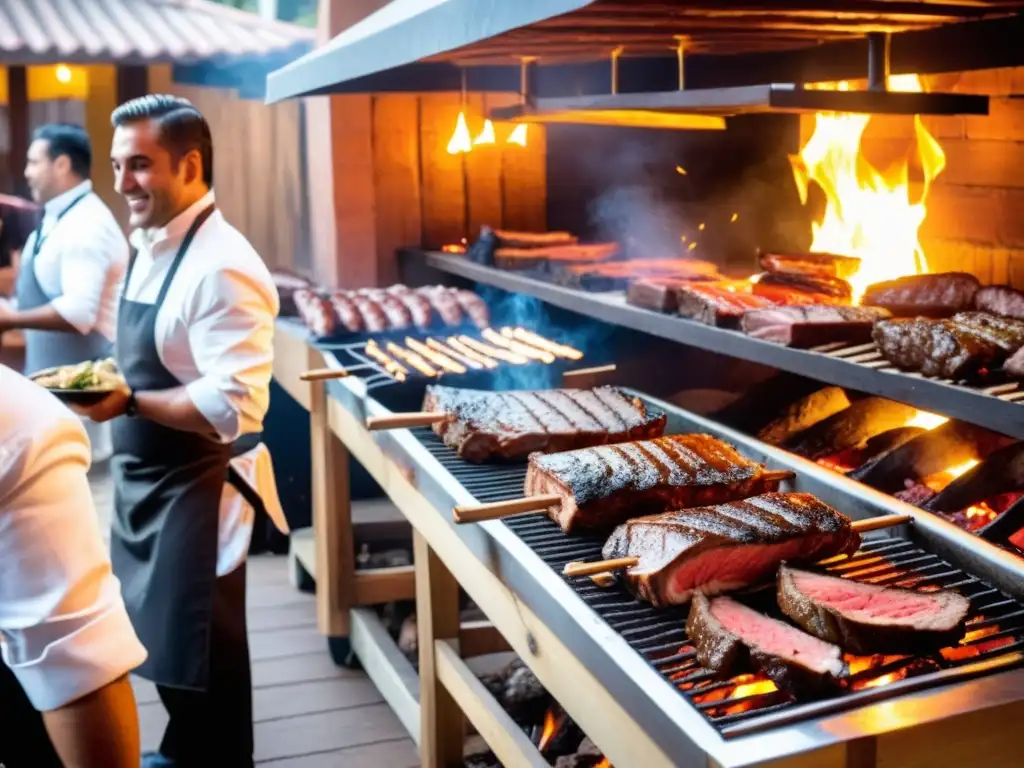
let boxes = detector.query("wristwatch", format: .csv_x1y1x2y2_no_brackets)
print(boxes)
125,390,140,418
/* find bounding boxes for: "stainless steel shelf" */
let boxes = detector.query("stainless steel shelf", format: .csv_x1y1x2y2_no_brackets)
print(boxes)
412,250,1024,440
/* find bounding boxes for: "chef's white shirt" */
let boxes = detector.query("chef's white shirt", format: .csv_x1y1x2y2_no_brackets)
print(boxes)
0,364,147,711
124,190,287,576
21,180,128,341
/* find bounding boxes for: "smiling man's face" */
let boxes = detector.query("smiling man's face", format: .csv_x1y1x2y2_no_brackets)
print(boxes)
111,119,198,229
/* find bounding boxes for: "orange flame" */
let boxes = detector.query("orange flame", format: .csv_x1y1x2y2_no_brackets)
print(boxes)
537,706,565,752
447,111,472,154
508,123,528,147
791,75,947,302
473,119,496,145
594,759,611,768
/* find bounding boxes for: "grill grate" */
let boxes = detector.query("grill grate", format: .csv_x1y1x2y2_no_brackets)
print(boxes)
411,427,1024,737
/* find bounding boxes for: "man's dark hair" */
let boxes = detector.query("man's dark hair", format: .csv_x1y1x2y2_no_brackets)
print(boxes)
111,94,214,187
33,123,91,179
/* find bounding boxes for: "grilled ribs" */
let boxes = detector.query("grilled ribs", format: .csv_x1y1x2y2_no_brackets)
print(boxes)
687,593,844,694
741,305,890,347
949,311,1024,354
602,492,859,606
423,385,666,463
872,317,1002,379
863,272,980,317
756,272,853,300
777,564,970,655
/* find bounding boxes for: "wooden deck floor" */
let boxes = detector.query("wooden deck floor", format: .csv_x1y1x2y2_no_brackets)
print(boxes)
90,465,420,766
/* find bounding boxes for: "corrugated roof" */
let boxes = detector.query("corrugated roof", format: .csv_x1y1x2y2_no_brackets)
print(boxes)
0,0,314,65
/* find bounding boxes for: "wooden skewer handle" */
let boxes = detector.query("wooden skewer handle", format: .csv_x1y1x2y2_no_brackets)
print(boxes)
365,412,447,431
762,469,796,483
300,367,351,382
453,494,562,524
562,364,617,380
851,513,913,533
563,557,640,577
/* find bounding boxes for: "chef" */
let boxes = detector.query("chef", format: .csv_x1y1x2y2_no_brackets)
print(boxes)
0,363,147,767
73,94,285,767
0,123,128,462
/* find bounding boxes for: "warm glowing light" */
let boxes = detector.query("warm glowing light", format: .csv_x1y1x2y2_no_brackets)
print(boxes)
507,123,528,147
731,680,777,698
447,111,472,154
698,222,705,231
905,410,948,430
675,165,687,175
55,65,72,84
687,242,698,251
473,119,495,145
944,458,980,480
594,759,611,768
730,212,739,222
791,75,947,302
537,707,565,752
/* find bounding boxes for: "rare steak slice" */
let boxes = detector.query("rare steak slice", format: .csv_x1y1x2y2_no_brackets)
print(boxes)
602,492,859,606
687,593,845,694
777,565,970,654
741,305,890,347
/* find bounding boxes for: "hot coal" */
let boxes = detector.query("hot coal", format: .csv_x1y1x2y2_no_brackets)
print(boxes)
923,441,1024,513
756,386,852,446
781,397,919,461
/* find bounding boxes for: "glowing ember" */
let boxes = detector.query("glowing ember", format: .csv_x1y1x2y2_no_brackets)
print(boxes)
537,706,565,752
473,119,496,145
594,759,611,768
922,458,979,492
675,165,687,175
507,123,528,147
441,237,468,254
447,111,472,154
791,75,947,302
905,410,948,430
731,679,777,699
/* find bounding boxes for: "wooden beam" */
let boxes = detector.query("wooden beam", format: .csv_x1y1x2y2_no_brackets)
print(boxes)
7,66,29,199
458,620,512,658
84,65,123,228
350,607,421,743
353,565,416,605
414,531,464,768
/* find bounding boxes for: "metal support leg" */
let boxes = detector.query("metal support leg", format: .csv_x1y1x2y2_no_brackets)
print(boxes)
867,32,891,92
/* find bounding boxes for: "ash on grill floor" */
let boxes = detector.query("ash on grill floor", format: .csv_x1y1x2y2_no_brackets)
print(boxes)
413,427,1024,738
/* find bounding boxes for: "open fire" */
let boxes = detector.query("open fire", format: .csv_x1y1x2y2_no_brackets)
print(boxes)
447,110,529,154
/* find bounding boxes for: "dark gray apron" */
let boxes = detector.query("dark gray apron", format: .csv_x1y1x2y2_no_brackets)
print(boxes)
16,192,113,376
110,204,237,690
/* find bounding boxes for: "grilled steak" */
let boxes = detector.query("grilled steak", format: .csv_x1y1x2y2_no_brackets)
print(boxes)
1005,345,1024,378
492,228,578,248
777,565,970,655
677,283,774,328
628,277,683,312
526,434,783,534
757,387,852,446
759,252,861,280
423,385,666,463
973,284,1024,320
294,289,336,337
603,492,859,606
687,593,844,694
872,318,1002,379
751,282,842,306
756,272,853,300
863,272,980,317
781,397,919,461
741,305,890,347
950,311,1024,354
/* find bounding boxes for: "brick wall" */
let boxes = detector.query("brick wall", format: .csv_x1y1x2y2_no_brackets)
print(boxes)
800,68,1024,288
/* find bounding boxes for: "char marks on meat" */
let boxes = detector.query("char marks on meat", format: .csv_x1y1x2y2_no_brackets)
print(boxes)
872,318,1001,379
423,385,666,463
602,492,859,607
863,272,980,317
974,284,1024,320
453,290,490,329
741,305,890,347
756,272,853,300
777,565,970,655
528,434,784,534
294,289,336,337
677,283,774,328
949,311,1024,354
687,593,845,694
393,291,435,328
351,296,389,332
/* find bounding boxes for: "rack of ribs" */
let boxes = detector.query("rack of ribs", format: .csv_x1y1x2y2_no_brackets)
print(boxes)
422,385,667,463
601,492,859,607
524,434,790,534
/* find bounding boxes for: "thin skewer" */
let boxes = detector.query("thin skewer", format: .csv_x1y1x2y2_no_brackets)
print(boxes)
452,494,562,524
300,368,351,382
366,412,447,431
452,468,798,524
562,364,617,381
561,514,914,577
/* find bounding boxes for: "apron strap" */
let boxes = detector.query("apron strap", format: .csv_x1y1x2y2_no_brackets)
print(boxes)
154,204,216,309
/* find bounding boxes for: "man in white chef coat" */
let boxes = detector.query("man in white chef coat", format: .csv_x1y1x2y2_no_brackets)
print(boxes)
0,364,147,767
0,123,128,462
74,94,284,768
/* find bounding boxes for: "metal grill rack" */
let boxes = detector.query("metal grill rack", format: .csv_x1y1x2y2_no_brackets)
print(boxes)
412,427,1024,737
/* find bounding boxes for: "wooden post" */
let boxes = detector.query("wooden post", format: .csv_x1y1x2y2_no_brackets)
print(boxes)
414,531,464,768
84,65,124,227
309,381,355,638
6,66,29,198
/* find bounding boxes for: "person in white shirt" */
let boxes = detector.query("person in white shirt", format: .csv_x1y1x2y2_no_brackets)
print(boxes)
0,123,129,461
73,94,283,768
0,364,147,767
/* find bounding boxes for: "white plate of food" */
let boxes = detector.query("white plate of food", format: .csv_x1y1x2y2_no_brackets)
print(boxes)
30,358,125,404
